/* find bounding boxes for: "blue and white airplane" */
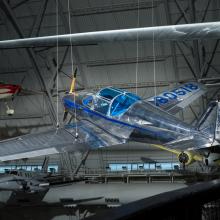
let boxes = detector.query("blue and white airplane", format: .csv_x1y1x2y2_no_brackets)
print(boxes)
0,22,220,166
0,78,219,166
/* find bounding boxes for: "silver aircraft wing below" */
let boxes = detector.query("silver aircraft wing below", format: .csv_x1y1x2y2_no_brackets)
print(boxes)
146,82,207,115
0,120,125,161
0,22,220,49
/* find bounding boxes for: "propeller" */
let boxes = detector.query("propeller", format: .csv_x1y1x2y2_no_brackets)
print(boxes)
63,110,69,122
69,68,77,94
63,68,77,122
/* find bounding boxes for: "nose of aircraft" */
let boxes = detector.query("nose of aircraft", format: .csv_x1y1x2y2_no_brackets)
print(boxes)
63,94,76,110
0,176,21,190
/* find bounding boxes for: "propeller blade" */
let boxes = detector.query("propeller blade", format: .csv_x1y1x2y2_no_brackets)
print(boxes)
63,110,68,122
69,68,77,94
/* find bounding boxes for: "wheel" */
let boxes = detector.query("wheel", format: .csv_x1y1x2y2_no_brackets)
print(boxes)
6,108,14,115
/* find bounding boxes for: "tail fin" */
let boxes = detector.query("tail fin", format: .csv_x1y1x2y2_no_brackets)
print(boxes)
197,100,220,141
146,82,207,115
42,156,49,173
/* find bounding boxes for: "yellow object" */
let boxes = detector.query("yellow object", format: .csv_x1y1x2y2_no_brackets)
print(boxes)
69,68,77,94
150,144,203,165
69,78,76,94
151,144,180,155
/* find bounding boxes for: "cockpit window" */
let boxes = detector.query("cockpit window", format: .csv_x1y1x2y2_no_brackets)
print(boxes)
83,95,110,115
99,88,120,100
94,98,110,115
83,95,93,107
110,93,140,116
83,88,140,117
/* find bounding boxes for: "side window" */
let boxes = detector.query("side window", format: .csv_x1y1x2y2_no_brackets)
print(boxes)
111,94,138,116
99,88,120,100
111,95,128,116
83,95,110,115
94,98,109,115
83,96,94,108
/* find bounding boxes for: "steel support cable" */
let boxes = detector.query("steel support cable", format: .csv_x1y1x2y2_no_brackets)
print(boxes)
68,0,78,138
152,0,157,104
135,0,140,95
56,0,60,128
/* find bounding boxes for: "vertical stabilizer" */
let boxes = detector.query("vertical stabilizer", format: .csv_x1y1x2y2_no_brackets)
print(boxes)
216,102,220,141
42,156,49,173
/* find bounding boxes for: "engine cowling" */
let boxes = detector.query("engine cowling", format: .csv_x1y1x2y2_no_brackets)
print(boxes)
178,151,195,165
178,151,220,167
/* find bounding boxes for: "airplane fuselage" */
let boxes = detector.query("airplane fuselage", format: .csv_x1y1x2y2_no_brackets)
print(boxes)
0,84,21,100
63,88,217,153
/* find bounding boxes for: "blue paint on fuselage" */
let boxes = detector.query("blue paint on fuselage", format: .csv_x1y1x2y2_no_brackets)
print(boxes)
63,97,175,142
63,97,143,131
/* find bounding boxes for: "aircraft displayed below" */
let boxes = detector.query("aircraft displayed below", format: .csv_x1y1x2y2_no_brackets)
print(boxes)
0,181,185,208
0,174,49,193
0,156,50,193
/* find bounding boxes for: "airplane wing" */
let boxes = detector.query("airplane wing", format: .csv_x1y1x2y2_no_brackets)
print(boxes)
0,22,219,49
145,82,207,115
164,131,212,151
0,120,124,161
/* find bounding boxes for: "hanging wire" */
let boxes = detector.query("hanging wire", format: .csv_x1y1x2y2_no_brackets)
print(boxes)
56,0,60,128
135,0,140,95
152,0,157,105
67,0,78,138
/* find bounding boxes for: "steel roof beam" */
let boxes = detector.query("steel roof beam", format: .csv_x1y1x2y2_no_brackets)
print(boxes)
70,1,158,16
0,0,57,125
29,0,49,37
189,0,201,79
164,0,179,84
57,0,88,88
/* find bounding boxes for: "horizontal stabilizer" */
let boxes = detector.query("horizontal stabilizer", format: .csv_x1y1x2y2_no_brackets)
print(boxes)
146,82,207,114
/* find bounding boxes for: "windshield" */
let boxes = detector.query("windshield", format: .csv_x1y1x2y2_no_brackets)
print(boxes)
83,87,140,116
83,95,110,115
98,88,120,100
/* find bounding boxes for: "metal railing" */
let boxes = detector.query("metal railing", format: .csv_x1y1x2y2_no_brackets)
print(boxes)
87,179,220,220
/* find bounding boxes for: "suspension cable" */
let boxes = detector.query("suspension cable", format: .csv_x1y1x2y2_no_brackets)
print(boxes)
152,0,157,105
67,0,78,138
56,0,60,128
135,0,140,95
